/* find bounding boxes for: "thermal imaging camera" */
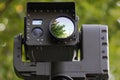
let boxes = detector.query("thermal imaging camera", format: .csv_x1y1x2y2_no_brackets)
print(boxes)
14,2,109,80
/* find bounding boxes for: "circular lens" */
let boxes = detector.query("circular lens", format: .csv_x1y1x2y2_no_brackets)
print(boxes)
31,28,43,38
50,17,74,39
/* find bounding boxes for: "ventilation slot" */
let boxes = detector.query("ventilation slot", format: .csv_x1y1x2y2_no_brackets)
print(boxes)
102,42,107,46
101,29,107,33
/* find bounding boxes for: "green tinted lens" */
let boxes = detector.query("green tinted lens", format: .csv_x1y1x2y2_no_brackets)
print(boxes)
50,17,74,39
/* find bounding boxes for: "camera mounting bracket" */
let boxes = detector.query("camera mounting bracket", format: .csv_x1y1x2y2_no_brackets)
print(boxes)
14,34,50,80
14,25,109,80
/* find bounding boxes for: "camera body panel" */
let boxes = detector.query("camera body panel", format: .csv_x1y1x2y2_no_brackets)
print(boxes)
24,2,79,61
25,2,78,46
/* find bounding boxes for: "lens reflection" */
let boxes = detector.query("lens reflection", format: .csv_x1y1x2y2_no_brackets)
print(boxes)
50,17,74,39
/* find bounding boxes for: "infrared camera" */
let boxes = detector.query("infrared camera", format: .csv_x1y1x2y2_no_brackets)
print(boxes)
14,2,109,80
24,2,78,61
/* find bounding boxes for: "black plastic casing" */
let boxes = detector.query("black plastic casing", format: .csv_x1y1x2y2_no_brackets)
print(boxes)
24,2,79,61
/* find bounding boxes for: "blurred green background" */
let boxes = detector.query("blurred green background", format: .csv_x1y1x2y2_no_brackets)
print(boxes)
0,0,120,80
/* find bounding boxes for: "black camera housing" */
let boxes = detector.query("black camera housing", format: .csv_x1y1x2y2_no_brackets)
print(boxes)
14,2,109,80
25,2,79,61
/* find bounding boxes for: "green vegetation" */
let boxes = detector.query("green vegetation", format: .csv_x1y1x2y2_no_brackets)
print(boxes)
51,20,66,38
0,0,120,80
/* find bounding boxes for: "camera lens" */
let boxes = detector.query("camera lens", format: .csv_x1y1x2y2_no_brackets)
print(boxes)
31,27,43,38
50,17,74,39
